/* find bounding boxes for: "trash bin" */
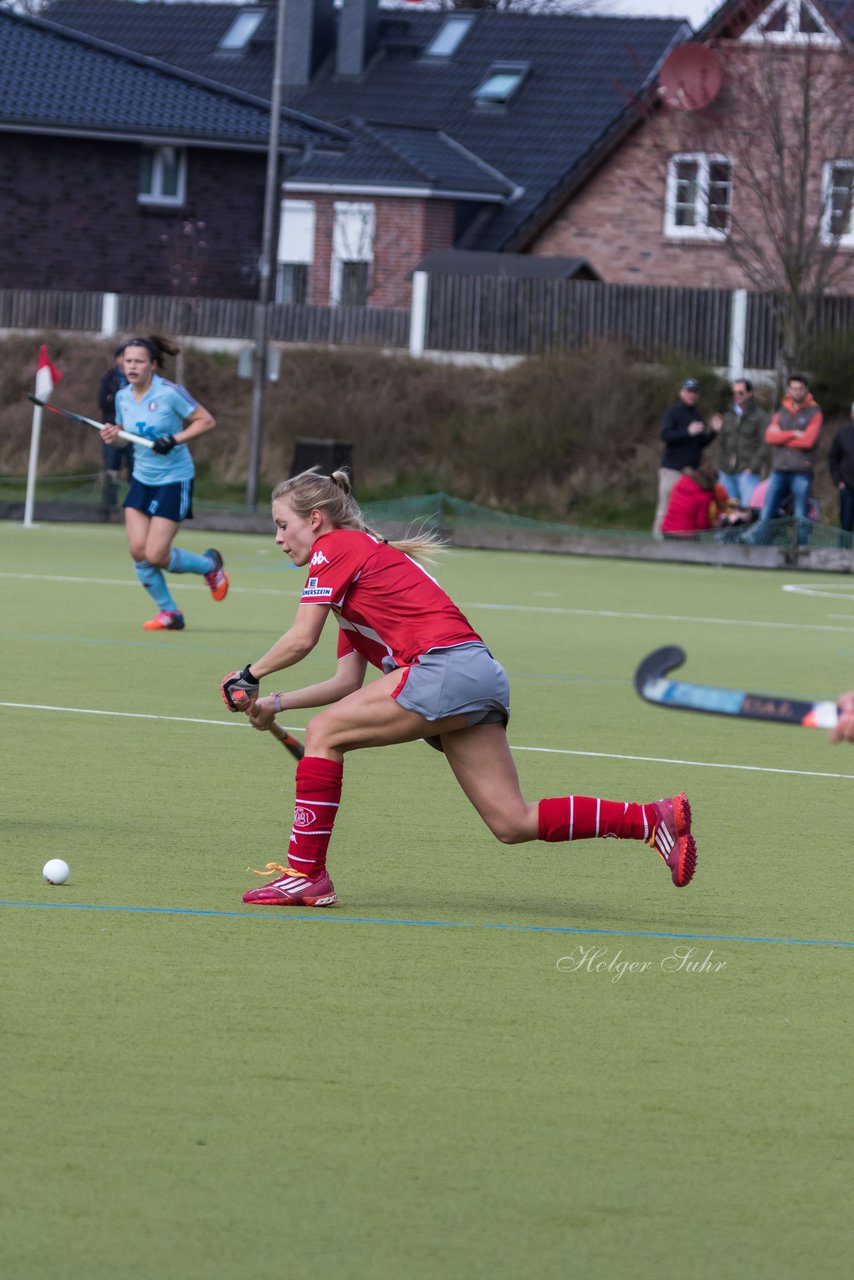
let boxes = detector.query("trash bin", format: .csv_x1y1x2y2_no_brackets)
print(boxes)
290,438,354,486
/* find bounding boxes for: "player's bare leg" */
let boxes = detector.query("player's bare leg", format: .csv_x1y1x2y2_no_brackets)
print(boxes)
125,509,184,629
441,723,538,842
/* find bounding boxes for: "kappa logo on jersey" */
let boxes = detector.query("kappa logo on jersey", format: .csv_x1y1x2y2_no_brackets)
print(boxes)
293,805,317,828
302,576,333,599
310,550,329,568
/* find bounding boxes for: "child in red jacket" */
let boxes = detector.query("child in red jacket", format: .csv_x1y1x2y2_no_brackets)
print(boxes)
661,461,728,537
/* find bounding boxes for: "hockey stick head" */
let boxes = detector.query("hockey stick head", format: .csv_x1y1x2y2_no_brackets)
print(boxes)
634,646,687,701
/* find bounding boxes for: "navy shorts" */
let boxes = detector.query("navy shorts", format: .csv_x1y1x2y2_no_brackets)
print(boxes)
124,478,194,522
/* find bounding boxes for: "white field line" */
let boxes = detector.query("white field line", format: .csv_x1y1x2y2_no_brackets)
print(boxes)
2,701,853,781
0,571,297,596
3,570,854,632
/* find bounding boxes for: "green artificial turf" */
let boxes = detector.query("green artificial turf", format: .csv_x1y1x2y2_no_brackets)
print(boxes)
1,523,853,1279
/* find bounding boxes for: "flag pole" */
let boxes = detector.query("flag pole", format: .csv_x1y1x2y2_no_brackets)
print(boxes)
24,346,63,528
23,399,44,529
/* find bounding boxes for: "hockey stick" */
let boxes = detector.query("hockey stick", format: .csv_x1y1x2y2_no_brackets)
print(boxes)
634,645,839,729
27,395,154,449
269,721,305,760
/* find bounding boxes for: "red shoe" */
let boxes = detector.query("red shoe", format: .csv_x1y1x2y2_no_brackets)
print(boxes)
243,864,339,907
203,548,229,602
649,792,696,887
142,610,185,631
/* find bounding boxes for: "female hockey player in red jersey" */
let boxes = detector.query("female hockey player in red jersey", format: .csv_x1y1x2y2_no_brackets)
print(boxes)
221,469,696,906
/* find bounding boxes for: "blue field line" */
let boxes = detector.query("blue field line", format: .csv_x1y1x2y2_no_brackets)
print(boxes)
1,900,851,948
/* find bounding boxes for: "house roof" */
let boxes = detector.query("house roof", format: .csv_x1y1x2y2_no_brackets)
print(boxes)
696,0,854,42
288,121,519,201
0,7,345,150
413,249,602,280
45,2,687,248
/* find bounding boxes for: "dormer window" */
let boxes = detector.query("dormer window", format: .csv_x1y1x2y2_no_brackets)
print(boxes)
218,8,265,52
424,15,475,60
742,0,837,44
473,63,529,106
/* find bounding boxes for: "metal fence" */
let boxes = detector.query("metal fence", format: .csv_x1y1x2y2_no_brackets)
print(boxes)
3,281,854,364
0,288,104,332
744,292,854,367
0,288,409,350
424,276,735,362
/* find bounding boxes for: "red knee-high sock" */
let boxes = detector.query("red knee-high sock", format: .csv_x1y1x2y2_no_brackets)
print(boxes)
288,756,343,876
538,796,656,842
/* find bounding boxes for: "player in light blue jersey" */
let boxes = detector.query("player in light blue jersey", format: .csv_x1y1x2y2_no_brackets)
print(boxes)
100,335,229,630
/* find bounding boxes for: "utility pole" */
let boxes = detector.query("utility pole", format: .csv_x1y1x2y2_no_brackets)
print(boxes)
246,0,288,510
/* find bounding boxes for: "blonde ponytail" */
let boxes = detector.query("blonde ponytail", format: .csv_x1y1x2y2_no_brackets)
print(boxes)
272,468,446,562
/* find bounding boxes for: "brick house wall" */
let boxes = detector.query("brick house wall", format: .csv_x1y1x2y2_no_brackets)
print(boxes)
0,134,266,298
530,43,854,295
299,192,456,307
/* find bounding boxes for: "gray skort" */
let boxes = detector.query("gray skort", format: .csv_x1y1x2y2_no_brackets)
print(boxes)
385,641,510,752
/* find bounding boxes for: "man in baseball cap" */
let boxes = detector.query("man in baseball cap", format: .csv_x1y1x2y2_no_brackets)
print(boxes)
653,377,720,537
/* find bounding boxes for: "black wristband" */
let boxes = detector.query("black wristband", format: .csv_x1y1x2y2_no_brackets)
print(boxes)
242,665,260,685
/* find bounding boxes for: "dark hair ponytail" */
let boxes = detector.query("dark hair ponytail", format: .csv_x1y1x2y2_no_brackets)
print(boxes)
123,333,181,370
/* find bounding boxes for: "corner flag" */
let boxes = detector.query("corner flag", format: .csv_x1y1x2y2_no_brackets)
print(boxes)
24,346,64,528
35,345,63,402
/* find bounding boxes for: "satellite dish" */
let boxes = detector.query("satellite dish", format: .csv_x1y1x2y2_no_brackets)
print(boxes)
658,43,722,112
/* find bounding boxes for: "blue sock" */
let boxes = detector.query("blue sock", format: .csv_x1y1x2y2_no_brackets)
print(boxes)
135,560,179,613
168,547,215,575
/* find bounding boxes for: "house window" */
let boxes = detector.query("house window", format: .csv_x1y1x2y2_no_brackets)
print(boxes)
330,202,375,307
277,199,315,304
664,154,732,240
822,162,854,245
218,8,265,51
139,146,186,206
423,15,475,60
473,62,529,106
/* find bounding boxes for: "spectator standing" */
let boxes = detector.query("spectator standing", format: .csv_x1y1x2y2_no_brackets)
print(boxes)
755,375,823,545
710,378,770,506
653,378,719,537
98,344,130,508
828,402,854,535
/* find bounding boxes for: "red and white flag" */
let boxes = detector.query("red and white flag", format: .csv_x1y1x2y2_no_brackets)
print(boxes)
35,345,62,401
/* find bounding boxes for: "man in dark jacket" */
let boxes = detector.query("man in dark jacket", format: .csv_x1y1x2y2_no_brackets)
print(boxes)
653,378,719,537
98,344,130,507
828,402,854,534
710,378,770,505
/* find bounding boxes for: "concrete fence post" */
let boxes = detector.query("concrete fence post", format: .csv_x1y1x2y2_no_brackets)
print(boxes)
728,288,748,381
409,271,428,358
100,292,119,337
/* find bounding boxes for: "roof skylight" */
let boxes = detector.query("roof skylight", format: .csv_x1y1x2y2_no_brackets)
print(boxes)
424,15,475,60
473,63,529,106
218,8,265,52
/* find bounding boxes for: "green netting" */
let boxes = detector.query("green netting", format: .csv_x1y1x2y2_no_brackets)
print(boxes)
3,477,851,551
361,492,647,539
0,472,110,503
695,516,853,551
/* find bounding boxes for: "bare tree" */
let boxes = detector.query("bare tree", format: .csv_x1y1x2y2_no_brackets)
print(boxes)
647,18,854,375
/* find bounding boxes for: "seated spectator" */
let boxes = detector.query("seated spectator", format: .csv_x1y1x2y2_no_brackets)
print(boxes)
661,461,729,538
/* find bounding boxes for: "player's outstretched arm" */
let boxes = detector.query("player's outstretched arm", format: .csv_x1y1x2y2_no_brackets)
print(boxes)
246,654,368,731
221,605,329,710
830,692,854,744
